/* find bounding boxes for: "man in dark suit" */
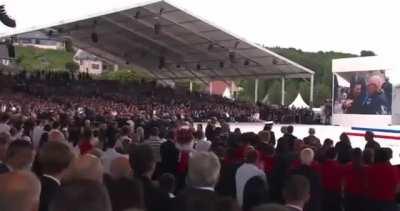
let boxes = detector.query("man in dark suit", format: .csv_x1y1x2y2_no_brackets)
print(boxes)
38,142,74,211
290,148,322,211
364,131,380,152
129,144,172,211
0,140,35,174
277,125,297,153
174,151,222,211
160,130,179,175
283,175,311,211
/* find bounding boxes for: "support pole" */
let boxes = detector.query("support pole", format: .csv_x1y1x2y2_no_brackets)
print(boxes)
254,79,259,103
281,77,285,105
310,74,314,107
189,80,193,93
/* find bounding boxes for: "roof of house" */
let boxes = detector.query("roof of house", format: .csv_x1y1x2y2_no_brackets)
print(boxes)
74,49,99,61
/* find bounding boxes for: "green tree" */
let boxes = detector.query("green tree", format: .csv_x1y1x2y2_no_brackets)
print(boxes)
360,50,376,57
65,62,79,73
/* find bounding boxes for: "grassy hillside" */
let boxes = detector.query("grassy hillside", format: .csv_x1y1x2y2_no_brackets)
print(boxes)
15,46,75,71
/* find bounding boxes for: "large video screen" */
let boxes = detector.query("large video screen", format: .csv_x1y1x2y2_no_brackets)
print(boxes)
333,70,392,115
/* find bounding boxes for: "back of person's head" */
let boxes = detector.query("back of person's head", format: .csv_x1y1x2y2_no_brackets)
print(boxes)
65,154,103,183
107,178,145,211
49,179,112,211
252,204,290,211
300,148,314,166
110,157,132,180
287,126,294,134
280,126,287,134
322,138,333,148
382,147,393,161
158,173,176,194
0,171,41,211
283,175,310,206
264,123,272,131
258,131,271,144
129,144,155,177
39,141,74,176
374,148,387,163
242,176,269,211
365,131,374,141
351,148,363,165
5,140,35,170
308,128,315,135
363,148,375,165
52,121,60,129
245,149,259,164
339,133,351,145
48,130,65,142
44,124,51,132
166,130,176,141
325,147,337,160
188,151,221,188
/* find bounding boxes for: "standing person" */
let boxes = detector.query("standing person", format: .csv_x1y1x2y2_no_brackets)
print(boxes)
263,122,276,146
205,117,218,142
283,175,311,211
174,151,221,211
364,131,380,152
343,148,367,211
366,148,399,211
290,148,322,211
78,128,94,155
129,144,171,211
303,128,321,150
335,133,352,164
320,148,344,211
361,75,389,115
32,120,45,149
277,125,297,153
235,150,266,206
0,132,10,164
0,113,10,134
160,130,179,175
38,142,74,211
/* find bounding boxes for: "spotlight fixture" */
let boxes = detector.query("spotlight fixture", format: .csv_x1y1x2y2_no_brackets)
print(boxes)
244,59,250,66
219,61,224,68
229,51,236,63
154,23,161,35
135,10,141,19
159,56,165,69
208,43,214,51
91,32,98,43
234,41,240,49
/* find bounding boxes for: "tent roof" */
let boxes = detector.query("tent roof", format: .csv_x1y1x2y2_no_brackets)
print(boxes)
4,0,314,82
289,93,310,109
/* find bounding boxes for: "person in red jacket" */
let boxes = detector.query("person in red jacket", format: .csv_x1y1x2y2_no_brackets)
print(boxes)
366,148,399,211
343,148,367,211
320,147,344,211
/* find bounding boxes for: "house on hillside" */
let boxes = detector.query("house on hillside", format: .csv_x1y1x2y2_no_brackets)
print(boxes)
15,31,65,50
73,49,104,75
208,81,240,99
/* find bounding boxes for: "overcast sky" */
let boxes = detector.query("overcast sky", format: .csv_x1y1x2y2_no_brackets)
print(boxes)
1,0,399,59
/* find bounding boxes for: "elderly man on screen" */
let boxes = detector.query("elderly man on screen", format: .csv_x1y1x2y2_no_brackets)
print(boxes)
361,75,390,115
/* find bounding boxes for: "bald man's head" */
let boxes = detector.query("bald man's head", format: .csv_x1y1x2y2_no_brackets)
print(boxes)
64,154,104,183
0,171,41,211
110,157,131,180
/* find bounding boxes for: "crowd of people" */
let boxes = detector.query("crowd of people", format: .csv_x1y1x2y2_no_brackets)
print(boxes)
0,71,322,124
0,108,399,211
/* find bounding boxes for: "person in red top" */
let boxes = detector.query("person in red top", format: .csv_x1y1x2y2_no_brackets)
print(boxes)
320,147,344,211
366,148,399,211
343,148,367,211
79,128,94,155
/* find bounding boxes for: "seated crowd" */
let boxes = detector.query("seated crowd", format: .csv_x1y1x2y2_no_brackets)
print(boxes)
0,71,318,124
0,109,399,211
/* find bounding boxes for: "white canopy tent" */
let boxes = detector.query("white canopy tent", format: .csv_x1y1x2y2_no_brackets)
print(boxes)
289,93,310,109
1,0,315,105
